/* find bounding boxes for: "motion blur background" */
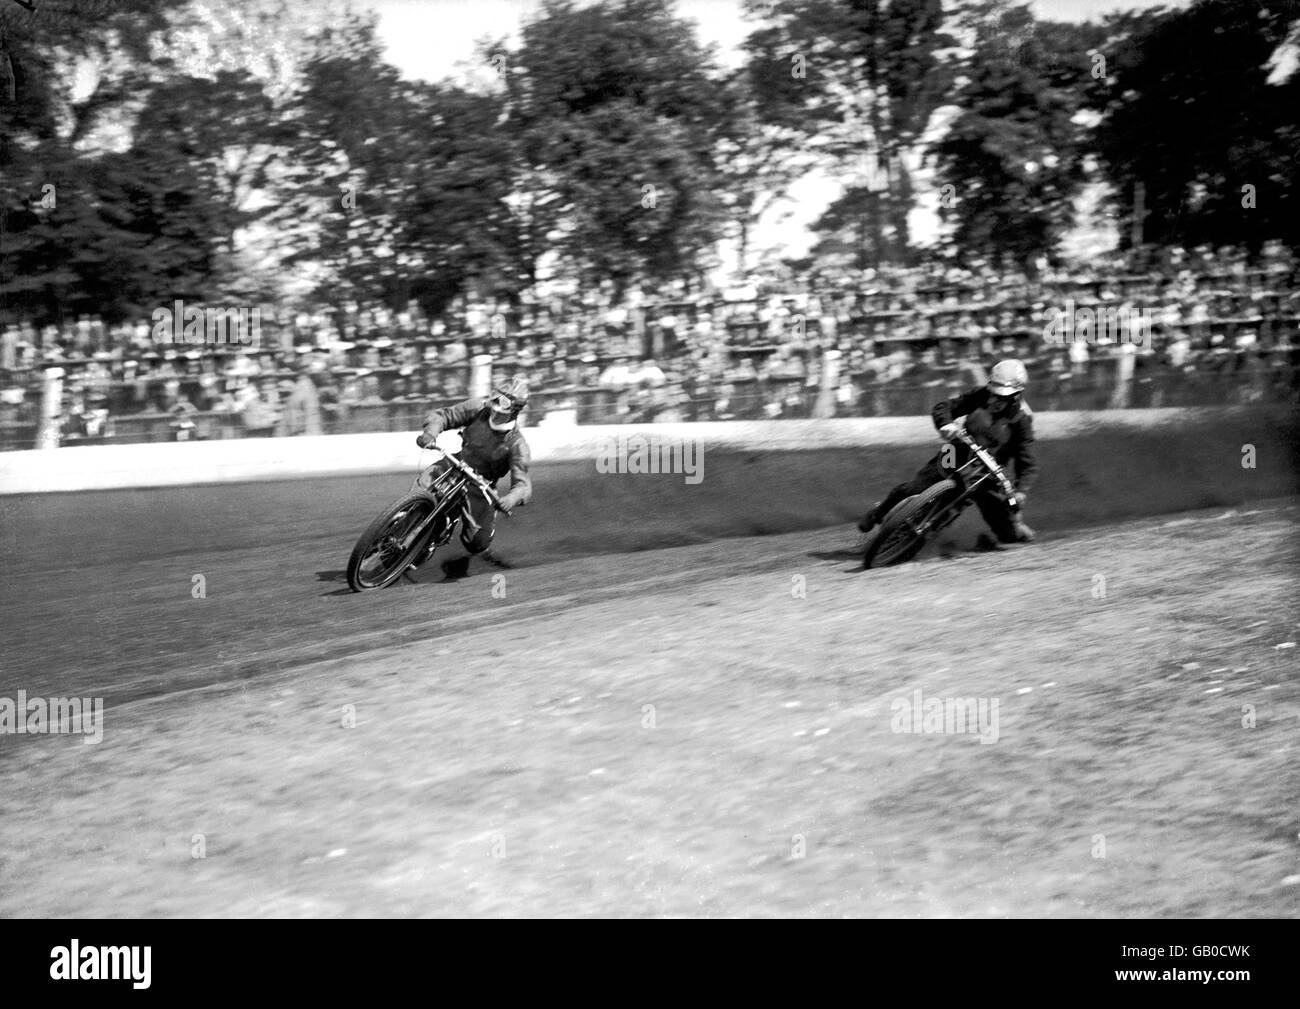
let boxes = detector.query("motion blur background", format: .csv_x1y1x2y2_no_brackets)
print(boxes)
3,1,1299,922
1,0,1298,449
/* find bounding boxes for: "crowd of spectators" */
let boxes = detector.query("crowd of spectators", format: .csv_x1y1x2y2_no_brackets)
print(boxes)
1,244,1297,449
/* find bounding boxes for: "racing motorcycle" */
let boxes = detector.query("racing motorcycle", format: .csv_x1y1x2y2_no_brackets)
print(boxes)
862,421,1023,569
346,446,507,592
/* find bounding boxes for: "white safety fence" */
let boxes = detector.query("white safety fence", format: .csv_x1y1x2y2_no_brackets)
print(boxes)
0,409,1214,495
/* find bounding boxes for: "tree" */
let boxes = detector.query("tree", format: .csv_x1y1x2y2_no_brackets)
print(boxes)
503,0,733,296
1092,0,1300,258
722,14,824,275
0,0,194,323
740,0,954,266
808,184,887,271
930,1,1105,271
276,14,522,317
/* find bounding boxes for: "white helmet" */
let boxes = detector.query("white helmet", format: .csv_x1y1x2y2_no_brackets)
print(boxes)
988,359,1028,396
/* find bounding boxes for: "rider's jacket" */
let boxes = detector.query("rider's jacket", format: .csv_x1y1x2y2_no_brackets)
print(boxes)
421,398,533,510
931,387,1038,494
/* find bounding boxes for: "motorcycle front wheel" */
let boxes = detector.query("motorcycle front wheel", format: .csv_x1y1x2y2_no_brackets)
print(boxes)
863,479,961,569
346,491,447,591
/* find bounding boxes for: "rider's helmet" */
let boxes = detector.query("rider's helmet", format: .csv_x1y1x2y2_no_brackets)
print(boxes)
987,359,1029,397
487,376,529,428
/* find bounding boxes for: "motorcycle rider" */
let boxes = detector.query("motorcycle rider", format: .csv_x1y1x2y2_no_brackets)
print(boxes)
415,376,533,579
858,359,1037,545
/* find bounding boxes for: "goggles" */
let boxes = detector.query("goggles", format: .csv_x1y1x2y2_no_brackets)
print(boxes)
490,392,521,414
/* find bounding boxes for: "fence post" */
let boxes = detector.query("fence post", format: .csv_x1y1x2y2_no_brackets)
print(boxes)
470,353,493,400
36,366,64,449
813,349,841,418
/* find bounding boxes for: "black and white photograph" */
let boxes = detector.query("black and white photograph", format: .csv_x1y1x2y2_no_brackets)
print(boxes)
0,0,1297,941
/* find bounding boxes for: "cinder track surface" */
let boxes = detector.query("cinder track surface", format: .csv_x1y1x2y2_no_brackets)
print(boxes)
1,474,1297,917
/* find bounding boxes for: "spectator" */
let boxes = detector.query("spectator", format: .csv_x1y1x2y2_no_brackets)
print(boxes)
169,398,199,441
238,384,279,437
283,365,324,436
1,246,1295,446
627,357,667,387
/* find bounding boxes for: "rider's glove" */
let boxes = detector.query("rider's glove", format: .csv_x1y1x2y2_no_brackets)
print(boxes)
938,422,962,441
416,430,436,449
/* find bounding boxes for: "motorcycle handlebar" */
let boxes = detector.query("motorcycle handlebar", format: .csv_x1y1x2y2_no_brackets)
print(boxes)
421,445,508,512
951,429,1019,509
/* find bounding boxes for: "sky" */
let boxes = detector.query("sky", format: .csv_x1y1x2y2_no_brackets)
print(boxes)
365,0,1195,270
369,0,1190,86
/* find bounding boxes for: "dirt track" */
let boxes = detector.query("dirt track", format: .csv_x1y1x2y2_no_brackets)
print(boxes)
1,471,1297,917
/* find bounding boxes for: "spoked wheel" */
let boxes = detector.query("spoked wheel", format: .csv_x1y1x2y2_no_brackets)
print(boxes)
347,492,447,591
864,480,961,569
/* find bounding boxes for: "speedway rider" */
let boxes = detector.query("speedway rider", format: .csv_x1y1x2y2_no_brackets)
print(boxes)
416,376,533,579
858,359,1038,545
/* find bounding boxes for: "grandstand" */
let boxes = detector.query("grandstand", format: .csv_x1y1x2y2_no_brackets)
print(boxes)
2,248,1296,450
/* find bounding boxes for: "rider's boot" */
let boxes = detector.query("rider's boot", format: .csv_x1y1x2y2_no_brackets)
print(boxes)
857,504,881,533
1013,519,1036,543
479,549,512,569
